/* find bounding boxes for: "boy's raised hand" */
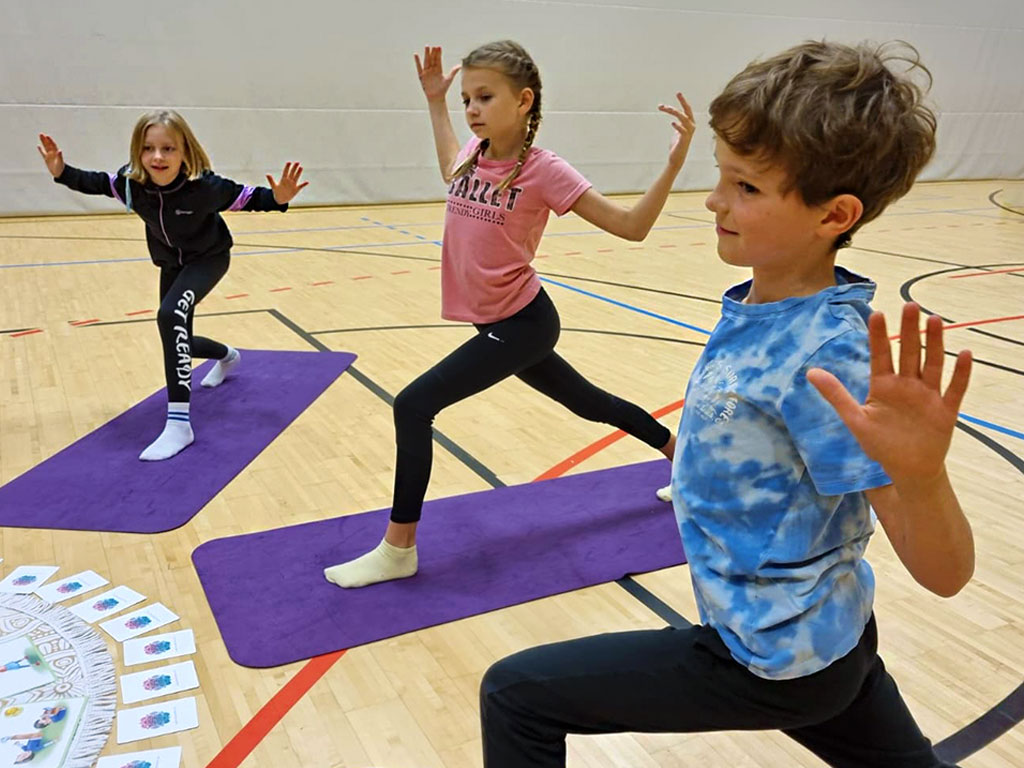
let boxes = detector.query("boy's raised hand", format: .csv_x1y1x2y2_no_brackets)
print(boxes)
807,303,972,486
659,93,696,170
415,46,460,103
37,133,65,178
267,162,308,204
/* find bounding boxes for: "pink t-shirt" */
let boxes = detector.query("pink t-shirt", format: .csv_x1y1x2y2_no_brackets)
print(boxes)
440,138,592,323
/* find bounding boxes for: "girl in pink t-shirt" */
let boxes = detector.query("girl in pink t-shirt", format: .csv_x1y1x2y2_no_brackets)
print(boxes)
325,40,696,589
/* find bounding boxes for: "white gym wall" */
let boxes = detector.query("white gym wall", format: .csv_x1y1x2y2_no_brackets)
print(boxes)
2,0,1022,215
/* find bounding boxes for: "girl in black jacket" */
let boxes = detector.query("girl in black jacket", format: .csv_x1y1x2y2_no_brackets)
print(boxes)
38,110,307,460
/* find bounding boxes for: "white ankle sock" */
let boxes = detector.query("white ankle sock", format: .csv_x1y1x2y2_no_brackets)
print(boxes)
201,346,240,388
656,483,672,503
139,403,194,461
324,538,418,588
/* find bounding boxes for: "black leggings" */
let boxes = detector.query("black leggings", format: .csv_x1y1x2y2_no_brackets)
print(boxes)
390,288,671,523
481,616,956,768
157,253,230,403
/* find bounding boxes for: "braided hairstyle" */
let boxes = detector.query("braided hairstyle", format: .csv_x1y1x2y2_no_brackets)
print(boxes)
450,40,542,191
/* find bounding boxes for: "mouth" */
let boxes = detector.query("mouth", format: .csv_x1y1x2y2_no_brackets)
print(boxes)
716,224,738,235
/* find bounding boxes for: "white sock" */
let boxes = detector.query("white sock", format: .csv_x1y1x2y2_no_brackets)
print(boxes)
656,483,672,503
201,346,240,388
324,538,418,588
139,403,194,461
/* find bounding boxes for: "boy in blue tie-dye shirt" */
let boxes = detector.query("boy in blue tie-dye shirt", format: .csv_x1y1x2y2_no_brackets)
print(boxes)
480,40,974,768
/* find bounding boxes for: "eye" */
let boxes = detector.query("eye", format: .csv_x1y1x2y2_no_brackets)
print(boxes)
739,181,759,194
462,98,470,107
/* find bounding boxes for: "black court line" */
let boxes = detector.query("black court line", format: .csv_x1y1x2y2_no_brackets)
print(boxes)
615,577,692,629
2,327,32,334
309,323,709,349
267,308,506,491
989,189,1024,217
947,351,1024,377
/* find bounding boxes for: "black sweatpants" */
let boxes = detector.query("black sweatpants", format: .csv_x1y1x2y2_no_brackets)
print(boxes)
390,288,671,523
481,615,956,768
157,253,230,403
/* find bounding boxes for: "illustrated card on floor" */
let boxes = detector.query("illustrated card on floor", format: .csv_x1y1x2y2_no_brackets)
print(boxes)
100,603,178,642
119,660,199,704
0,565,59,593
0,636,55,698
35,569,109,603
68,586,145,623
0,696,86,768
116,696,198,744
123,629,196,667
96,746,182,768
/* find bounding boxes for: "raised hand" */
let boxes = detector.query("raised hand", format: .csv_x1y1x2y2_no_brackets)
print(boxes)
658,93,696,170
415,46,460,102
807,303,972,486
266,162,308,205
37,133,65,177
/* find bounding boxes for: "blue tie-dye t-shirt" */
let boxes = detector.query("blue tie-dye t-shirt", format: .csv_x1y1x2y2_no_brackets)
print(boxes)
671,267,891,680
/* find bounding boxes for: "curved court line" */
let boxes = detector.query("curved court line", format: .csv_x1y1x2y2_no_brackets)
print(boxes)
989,189,1024,217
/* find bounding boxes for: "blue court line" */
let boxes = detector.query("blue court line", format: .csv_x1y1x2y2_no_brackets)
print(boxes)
958,414,1024,442
539,276,712,335
540,274,1024,443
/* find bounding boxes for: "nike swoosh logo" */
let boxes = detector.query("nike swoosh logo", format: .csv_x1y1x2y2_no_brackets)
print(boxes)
487,332,504,342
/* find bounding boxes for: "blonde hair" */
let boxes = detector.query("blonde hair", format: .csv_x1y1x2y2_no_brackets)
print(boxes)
127,110,212,183
709,40,937,248
451,40,542,191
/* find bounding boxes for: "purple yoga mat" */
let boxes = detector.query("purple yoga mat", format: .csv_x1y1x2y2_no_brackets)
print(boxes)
192,460,685,668
0,350,356,534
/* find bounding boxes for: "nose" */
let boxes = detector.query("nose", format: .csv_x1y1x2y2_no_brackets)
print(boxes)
705,181,724,214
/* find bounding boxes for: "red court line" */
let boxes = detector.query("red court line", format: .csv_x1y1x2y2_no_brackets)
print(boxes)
564,251,581,256
204,650,346,768
269,287,292,293
352,275,373,280
225,294,249,300
10,328,43,338
69,319,99,326
659,244,677,248
534,399,684,481
203,398,685,767
125,309,153,316
949,267,1024,279
597,248,614,253
428,266,442,270
391,270,411,275
311,281,334,286
941,314,1024,332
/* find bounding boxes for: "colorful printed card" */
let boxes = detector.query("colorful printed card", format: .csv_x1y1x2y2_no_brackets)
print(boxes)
122,630,196,668
100,604,179,643
0,636,54,699
116,696,198,744
0,565,60,593
68,586,146,623
35,570,109,603
0,696,86,768
119,661,199,705
96,746,182,768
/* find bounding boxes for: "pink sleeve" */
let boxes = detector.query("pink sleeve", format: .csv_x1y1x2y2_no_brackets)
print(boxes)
539,152,592,216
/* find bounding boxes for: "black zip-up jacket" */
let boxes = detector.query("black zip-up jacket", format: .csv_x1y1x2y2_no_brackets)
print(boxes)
54,165,288,268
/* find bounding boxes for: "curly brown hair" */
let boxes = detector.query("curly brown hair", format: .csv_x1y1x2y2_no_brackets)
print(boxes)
709,40,937,248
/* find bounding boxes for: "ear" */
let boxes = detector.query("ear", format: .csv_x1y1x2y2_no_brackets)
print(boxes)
818,193,863,240
517,87,535,116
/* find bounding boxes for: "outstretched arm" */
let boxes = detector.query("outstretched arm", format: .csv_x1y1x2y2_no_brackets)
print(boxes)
415,46,462,183
807,303,974,597
569,93,696,241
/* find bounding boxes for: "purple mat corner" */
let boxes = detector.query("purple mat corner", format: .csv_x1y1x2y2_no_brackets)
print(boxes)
192,460,685,668
0,349,356,534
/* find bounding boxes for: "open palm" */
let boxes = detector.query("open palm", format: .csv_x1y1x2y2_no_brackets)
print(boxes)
266,162,308,204
415,46,460,102
37,133,65,177
807,303,972,485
